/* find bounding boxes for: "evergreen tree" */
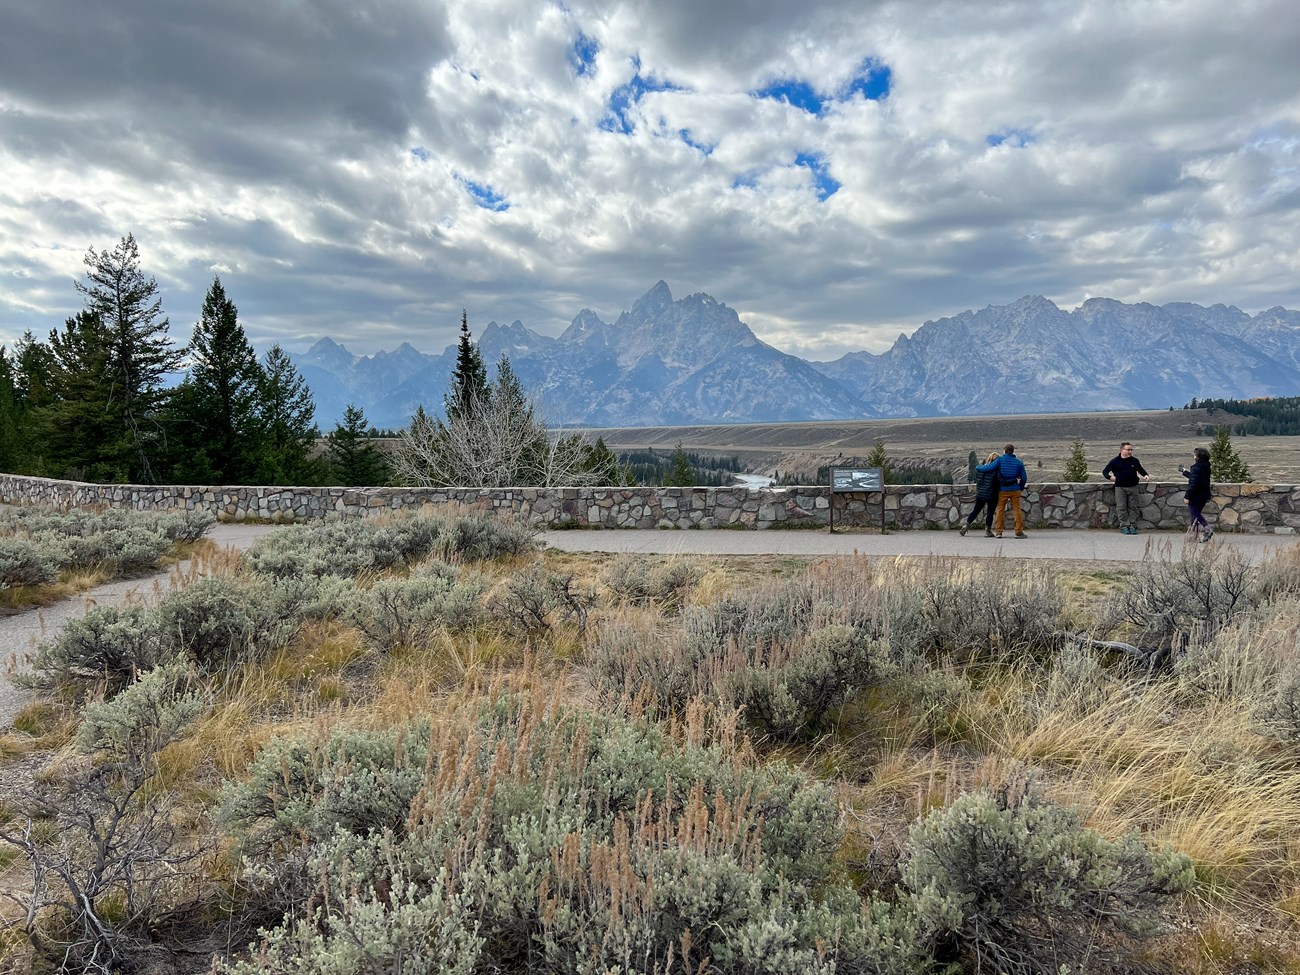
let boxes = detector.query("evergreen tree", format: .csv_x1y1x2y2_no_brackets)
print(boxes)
325,404,389,486
445,310,488,423
1209,426,1252,482
43,312,129,480
582,436,632,485
1063,439,1089,482
0,347,24,473
179,276,263,482
663,443,694,487
967,450,978,483
74,234,183,481
865,437,891,483
256,344,317,482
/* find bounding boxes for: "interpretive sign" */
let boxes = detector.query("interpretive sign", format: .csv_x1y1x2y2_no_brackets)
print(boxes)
828,466,885,533
831,467,882,492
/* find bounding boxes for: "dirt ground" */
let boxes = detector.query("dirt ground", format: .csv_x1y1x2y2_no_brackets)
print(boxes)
583,408,1300,484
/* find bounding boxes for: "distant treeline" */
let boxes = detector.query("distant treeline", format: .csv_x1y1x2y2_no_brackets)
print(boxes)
1185,396,1300,435
619,449,742,487
776,462,954,486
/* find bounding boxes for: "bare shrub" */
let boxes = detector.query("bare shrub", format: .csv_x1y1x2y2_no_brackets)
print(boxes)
1107,545,1259,654
490,565,595,640
0,665,207,974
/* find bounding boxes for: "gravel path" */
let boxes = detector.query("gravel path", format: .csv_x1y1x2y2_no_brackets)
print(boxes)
1,524,278,728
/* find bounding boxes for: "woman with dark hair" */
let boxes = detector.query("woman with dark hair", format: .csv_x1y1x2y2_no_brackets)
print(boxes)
1179,446,1214,542
959,451,1002,537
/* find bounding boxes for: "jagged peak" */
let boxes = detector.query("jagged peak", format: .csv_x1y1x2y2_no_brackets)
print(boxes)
629,280,674,320
307,336,347,354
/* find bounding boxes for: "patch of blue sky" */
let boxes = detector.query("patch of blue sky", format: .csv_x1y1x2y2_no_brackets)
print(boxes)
753,79,824,115
796,152,840,201
845,59,891,101
569,32,598,77
457,176,509,212
680,129,715,155
732,172,759,191
600,58,683,134
986,128,1036,148
410,147,430,162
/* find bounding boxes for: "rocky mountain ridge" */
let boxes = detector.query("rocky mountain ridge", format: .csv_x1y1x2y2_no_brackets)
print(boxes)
289,284,1300,429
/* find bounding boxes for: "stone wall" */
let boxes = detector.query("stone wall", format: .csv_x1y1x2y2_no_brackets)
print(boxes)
1,473,1297,534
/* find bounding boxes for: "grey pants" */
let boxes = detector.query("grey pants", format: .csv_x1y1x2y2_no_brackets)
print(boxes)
1114,484,1140,528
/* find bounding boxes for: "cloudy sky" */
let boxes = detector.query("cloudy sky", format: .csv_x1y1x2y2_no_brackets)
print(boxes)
2,0,1298,362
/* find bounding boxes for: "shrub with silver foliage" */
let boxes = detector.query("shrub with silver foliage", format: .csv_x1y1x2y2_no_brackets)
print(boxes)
901,786,1194,975
349,564,486,650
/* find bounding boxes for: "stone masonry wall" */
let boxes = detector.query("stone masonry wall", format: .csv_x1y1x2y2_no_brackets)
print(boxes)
2,473,1298,534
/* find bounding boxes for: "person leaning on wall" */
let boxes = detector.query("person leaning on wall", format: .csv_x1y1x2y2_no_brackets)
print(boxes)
1101,441,1150,535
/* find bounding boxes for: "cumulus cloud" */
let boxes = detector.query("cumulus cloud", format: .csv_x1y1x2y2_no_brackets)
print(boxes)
1,0,1297,361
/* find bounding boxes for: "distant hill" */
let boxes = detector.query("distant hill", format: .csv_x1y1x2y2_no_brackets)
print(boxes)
291,284,1300,429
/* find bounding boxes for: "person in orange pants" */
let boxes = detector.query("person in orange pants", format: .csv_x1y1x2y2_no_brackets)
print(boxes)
992,443,1028,538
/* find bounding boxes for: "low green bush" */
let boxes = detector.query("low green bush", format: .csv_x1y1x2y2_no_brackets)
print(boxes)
0,536,62,588
350,564,486,650
19,605,169,699
217,696,907,974
900,786,1195,975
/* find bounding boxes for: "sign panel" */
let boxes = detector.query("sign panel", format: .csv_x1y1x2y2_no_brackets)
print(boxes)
831,467,883,492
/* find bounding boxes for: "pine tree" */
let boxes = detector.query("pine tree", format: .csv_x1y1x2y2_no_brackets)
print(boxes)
75,234,183,482
0,347,24,473
445,310,488,423
967,450,978,483
663,443,694,487
43,312,129,480
180,276,263,481
1063,439,1089,482
865,437,891,483
1209,426,1252,482
256,344,317,482
326,404,389,486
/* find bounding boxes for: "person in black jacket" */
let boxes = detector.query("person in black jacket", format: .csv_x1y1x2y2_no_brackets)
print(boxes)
1101,441,1150,534
959,451,1001,537
1179,446,1214,542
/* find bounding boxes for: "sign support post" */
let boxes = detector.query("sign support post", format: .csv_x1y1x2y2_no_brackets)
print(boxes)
829,467,884,533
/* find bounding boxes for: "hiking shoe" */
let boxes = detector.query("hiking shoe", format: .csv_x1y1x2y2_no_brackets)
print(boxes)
994,533,1002,538
1014,531,1028,538
1200,528,1214,543
959,524,968,536
984,528,995,537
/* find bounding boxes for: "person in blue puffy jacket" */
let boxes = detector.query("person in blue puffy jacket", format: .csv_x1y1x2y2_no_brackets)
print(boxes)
993,444,1028,538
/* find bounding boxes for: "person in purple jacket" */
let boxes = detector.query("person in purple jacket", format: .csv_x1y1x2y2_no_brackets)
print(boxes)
1179,446,1214,542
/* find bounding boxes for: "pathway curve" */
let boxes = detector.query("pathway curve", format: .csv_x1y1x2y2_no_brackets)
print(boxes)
1,524,278,728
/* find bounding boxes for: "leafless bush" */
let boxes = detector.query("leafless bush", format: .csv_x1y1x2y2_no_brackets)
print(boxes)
0,666,207,973
1107,545,1260,655
490,565,596,641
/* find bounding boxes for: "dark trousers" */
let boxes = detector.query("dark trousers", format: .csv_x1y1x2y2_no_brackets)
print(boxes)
966,497,996,528
1187,500,1209,532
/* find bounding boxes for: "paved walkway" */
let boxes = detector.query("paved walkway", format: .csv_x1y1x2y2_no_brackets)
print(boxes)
538,527,1299,564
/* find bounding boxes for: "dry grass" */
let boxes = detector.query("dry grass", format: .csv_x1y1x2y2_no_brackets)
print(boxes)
9,516,1300,972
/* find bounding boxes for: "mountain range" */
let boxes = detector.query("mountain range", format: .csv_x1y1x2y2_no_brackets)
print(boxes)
289,282,1300,429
